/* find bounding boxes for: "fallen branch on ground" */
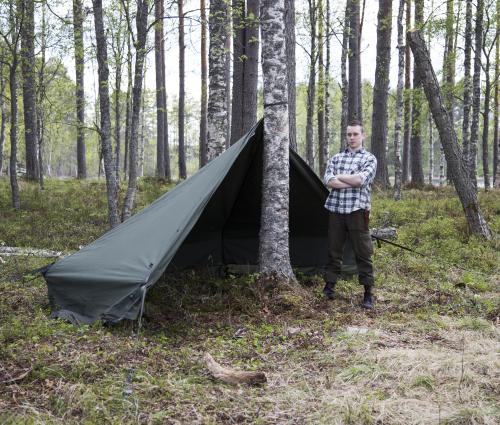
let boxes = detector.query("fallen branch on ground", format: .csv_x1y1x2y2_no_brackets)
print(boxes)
203,353,267,385
0,246,68,258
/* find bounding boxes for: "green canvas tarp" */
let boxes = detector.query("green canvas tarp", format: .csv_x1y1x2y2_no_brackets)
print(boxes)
44,121,355,324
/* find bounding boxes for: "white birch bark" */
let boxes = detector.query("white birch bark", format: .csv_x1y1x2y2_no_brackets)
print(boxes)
259,0,294,279
207,0,228,161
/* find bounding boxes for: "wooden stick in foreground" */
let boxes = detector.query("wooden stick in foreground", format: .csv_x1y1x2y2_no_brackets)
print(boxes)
204,353,267,385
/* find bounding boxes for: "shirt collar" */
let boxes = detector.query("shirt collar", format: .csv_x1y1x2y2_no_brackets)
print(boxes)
344,147,366,154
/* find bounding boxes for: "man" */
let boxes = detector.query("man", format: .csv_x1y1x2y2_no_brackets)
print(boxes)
323,120,377,309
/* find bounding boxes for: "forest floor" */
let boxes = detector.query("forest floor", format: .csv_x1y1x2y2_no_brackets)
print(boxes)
0,179,499,424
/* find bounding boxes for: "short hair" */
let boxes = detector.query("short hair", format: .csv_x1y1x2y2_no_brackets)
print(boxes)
347,119,364,132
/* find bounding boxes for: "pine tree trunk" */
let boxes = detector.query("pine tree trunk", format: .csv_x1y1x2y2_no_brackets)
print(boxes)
178,0,187,179
155,0,166,177
21,0,39,181
371,0,392,189
470,0,483,189
305,0,316,169
9,57,20,210
408,30,492,239
443,0,455,185
410,0,425,185
317,0,326,177
92,0,120,228
114,51,122,183
200,0,208,167
37,3,47,190
73,0,87,179
347,0,360,121
340,2,349,150
285,0,296,150
225,17,232,150
259,0,295,279
402,0,411,183
207,0,229,161
462,0,473,181
393,0,405,200
122,0,149,220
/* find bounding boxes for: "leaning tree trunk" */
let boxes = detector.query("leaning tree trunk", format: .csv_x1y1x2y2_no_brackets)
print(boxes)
285,0,297,151
259,0,295,279
462,0,473,182
92,0,120,228
207,0,229,161
410,0,425,185
305,0,316,169
371,0,392,189
393,0,405,200
200,0,208,167
178,0,187,179
402,0,411,183
21,0,39,181
122,0,149,220
155,0,166,177
470,0,484,189
408,30,492,239
73,0,87,179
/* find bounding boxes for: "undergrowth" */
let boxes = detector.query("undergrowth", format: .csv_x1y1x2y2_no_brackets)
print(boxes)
0,178,499,424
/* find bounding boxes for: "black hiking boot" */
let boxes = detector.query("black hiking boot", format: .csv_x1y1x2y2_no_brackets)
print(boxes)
362,286,374,309
323,282,335,300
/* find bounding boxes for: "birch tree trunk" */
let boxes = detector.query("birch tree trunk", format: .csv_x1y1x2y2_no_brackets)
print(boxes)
259,0,295,279
21,0,39,181
494,0,500,187
207,0,229,161
408,30,492,239
317,0,326,177
231,0,244,145
305,0,316,169
340,2,349,150
124,30,132,177
482,56,491,190
347,0,360,121
178,0,187,179
462,0,473,181
371,0,392,189
393,0,404,200
92,0,120,228
285,0,297,150
324,0,331,158
122,0,149,220
402,0,411,183
200,0,208,167
9,59,20,210
0,62,6,175
37,3,47,190
155,0,166,177
73,0,87,179
470,0,484,189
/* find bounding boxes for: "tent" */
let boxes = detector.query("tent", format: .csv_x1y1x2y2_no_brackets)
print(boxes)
44,120,355,324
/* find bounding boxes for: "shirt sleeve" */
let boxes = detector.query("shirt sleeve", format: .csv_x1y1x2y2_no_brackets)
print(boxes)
359,155,377,187
323,156,336,185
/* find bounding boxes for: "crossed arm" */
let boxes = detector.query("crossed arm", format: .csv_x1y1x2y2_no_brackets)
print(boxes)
326,174,363,189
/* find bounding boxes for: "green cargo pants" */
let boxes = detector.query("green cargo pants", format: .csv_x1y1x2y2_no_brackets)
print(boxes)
326,209,374,287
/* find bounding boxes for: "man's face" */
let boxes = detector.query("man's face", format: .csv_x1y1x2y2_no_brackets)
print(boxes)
346,125,364,151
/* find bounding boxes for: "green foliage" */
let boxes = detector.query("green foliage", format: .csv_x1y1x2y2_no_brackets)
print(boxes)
0,180,499,423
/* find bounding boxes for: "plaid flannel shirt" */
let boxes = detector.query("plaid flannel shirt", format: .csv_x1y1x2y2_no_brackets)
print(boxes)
323,148,377,214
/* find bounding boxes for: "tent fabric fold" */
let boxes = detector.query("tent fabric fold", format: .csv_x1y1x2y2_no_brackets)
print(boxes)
44,120,354,324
